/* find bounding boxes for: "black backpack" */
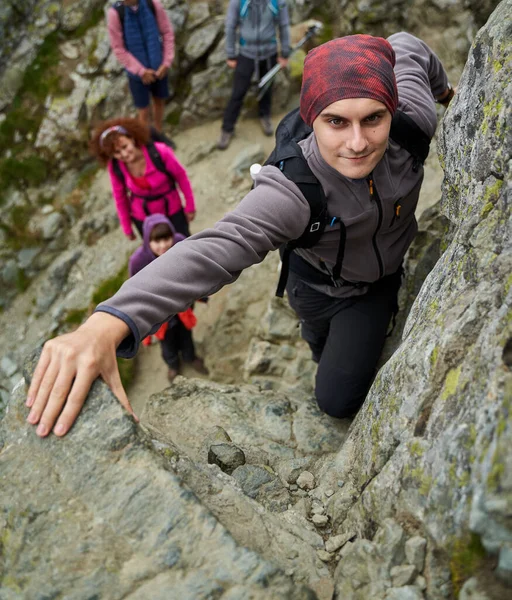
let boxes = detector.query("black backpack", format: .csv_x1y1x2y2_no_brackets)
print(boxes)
111,127,177,217
265,107,431,297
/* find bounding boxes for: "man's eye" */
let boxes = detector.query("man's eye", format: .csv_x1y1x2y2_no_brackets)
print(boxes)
328,118,344,126
365,114,381,123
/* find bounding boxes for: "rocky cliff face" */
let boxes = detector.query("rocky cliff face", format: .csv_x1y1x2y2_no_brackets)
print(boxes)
1,2,511,599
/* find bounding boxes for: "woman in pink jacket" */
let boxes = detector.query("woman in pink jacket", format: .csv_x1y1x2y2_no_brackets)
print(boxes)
90,118,196,239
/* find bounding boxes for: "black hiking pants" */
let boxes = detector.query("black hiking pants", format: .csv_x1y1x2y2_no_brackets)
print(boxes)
222,53,277,134
160,319,196,370
286,268,402,419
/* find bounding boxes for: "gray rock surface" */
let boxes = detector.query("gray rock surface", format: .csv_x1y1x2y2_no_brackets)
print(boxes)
0,362,316,599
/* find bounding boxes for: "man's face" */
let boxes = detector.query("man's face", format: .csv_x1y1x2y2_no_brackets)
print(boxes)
149,236,174,257
312,98,392,179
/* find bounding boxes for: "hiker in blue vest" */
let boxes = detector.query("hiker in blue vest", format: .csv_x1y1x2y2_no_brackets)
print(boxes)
217,0,291,150
108,0,175,132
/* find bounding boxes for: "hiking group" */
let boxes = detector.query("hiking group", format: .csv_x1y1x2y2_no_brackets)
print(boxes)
25,0,456,438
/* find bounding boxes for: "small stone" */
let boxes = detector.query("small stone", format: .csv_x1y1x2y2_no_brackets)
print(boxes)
289,484,298,491
285,568,294,576
337,480,345,488
316,550,334,562
391,564,418,587
405,536,427,572
310,504,325,516
325,531,356,553
297,471,315,490
325,488,335,497
207,443,245,475
415,575,427,591
312,514,329,526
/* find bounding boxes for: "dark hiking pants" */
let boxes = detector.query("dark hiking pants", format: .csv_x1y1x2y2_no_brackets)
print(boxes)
286,268,402,419
160,319,196,370
222,53,277,134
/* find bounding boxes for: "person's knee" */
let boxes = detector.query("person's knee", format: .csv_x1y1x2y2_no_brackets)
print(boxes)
314,374,369,419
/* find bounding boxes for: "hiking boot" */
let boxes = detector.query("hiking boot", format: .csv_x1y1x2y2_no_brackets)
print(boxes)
167,367,179,383
217,130,233,150
190,357,209,375
260,116,273,136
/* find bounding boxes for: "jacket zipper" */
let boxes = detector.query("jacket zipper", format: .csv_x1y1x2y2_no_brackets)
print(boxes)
389,199,402,227
367,174,384,279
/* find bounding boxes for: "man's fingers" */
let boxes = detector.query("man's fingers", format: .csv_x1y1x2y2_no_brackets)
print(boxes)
27,347,51,407
103,365,139,422
34,364,78,437
52,370,99,437
27,360,60,425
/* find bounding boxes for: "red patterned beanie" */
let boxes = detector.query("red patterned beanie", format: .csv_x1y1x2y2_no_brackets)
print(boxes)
300,34,398,127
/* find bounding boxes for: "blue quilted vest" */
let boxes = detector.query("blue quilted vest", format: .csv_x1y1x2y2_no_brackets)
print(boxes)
123,0,162,79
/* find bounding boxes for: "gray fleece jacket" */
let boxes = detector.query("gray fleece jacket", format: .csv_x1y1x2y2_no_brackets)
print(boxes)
98,32,449,357
225,0,291,60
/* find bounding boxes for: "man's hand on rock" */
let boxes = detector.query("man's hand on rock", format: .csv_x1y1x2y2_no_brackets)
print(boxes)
26,312,138,438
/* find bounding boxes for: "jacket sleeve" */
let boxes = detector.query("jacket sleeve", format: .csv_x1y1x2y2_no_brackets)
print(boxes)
225,0,240,59
96,166,311,357
388,32,449,138
108,162,134,237
157,144,196,213
107,7,147,77
278,1,291,58
153,0,175,68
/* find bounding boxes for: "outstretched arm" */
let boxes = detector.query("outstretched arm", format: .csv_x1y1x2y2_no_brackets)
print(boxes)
26,167,311,437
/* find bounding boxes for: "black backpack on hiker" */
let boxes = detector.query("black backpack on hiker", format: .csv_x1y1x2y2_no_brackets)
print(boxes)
111,127,177,217
265,107,431,297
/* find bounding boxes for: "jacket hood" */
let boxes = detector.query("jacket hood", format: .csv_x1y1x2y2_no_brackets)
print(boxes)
142,213,177,254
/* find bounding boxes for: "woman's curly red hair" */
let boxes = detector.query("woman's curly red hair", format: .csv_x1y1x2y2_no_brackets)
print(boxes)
90,117,151,165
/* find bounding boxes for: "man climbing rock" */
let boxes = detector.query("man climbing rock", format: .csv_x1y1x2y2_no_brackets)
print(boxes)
26,33,455,438
107,0,175,132
217,0,291,149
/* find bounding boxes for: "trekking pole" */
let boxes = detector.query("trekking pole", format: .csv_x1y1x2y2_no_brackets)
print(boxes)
256,22,323,101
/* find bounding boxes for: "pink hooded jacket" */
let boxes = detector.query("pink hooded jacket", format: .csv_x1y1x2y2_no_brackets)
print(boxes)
107,142,196,237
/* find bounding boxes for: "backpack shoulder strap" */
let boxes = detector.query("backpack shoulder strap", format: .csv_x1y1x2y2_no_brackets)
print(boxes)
111,158,126,187
268,0,279,16
146,142,176,189
390,110,431,172
240,0,251,18
113,1,125,27
147,0,156,16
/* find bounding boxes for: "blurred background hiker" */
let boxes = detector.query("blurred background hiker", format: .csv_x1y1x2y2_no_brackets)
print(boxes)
217,0,291,150
107,0,174,132
129,214,209,383
90,118,196,240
